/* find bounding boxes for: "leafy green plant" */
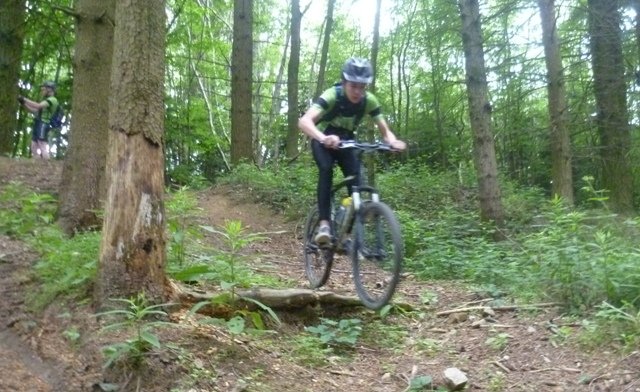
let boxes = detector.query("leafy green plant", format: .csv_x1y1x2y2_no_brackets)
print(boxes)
166,186,203,266
197,220,266,297
171,216,290,287
97,294,174,369
187,220,281,339
62,327,81,344
414,338,442,356
306,318,362,347
487,370,507,392
580,175,610,210
485,332,510,351
407,375,433,391
550,325,573,345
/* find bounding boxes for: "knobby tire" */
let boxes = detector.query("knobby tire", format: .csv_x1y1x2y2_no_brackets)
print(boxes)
351,201,403,310
303,207,333,288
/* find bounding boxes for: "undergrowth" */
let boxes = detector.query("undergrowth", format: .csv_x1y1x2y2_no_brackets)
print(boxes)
221,158,640,350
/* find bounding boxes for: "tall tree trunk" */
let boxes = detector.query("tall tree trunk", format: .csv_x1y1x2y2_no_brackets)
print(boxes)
58,0,115,235
458,0,505,235
0,0,26,156
231,0,254,165
286,0,301,158
588,0,633,213
314,0,335,98
538,0,573,205
95,0,168,308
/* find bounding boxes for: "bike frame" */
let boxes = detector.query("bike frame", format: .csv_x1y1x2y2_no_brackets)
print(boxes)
329,141,389,253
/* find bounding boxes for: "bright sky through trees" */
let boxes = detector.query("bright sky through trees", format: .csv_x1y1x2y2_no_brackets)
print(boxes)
302,0,393,38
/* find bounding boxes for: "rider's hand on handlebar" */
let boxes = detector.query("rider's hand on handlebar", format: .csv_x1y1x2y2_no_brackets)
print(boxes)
389,139,407,152
322,134,341,149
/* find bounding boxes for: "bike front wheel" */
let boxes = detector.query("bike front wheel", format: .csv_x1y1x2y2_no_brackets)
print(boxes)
303,207,334,288
351,201,403,310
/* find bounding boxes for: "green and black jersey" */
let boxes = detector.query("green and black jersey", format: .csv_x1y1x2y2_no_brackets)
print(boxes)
39,96,59,123
312,85,384,139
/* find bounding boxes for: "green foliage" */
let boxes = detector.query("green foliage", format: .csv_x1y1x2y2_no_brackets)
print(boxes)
221,161,318,218
29,226,100,311
289,334,334,367
185,220,281,339
360,317,408,351
0,183,99,311
516,200,640,310
198,220,266,296
166,186,204,266
485,332,511,351
305,318,362,348
592,301,640,350
97,294,174,369
407,375,434,391
0,182,57,236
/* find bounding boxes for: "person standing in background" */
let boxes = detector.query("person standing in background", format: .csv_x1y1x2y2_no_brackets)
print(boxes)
18,80,59,159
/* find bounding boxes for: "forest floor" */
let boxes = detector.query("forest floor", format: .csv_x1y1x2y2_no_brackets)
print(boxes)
0,156,638,392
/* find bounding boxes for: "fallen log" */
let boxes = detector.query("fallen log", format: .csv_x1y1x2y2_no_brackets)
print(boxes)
170,281,414,312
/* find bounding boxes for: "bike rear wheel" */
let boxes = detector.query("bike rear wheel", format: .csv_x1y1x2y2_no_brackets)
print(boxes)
303,207,334,288
351,201,403,310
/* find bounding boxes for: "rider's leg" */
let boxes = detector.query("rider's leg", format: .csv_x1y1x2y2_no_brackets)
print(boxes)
311,140,336,244
311,140,336,224
336,148,360,193
36,140,49,159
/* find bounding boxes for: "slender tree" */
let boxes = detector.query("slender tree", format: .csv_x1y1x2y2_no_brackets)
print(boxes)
58,0,115,235
286,0,302,158
231,0,254,164
95,0,168,307
538,0,573,205
588,0,633,213
0,0,26,156
458,0,505,234
314,0,336,99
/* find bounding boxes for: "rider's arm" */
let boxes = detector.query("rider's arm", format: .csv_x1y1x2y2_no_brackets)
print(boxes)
374,117,407,151
299,106,340,148
21,98,49,114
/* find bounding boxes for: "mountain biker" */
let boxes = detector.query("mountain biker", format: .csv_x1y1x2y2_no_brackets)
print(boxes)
298,57,406,246
17,80,59,160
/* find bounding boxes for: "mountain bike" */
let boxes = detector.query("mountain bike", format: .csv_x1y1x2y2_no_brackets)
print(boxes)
303,141,403,310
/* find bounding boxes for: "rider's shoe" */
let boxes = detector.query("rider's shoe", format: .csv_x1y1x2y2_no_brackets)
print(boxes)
315,225,331,246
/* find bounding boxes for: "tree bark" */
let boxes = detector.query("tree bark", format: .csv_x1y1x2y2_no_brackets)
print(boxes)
231,0,254,165
588,0,634,213
0,0,26,156
458,0,505,234
538,0,573,205
314,0,335,99
58,0,115,235
95,0,168,309
286,0,302,158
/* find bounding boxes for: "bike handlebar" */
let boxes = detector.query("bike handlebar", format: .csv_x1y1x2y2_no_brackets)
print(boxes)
338,140,393,152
